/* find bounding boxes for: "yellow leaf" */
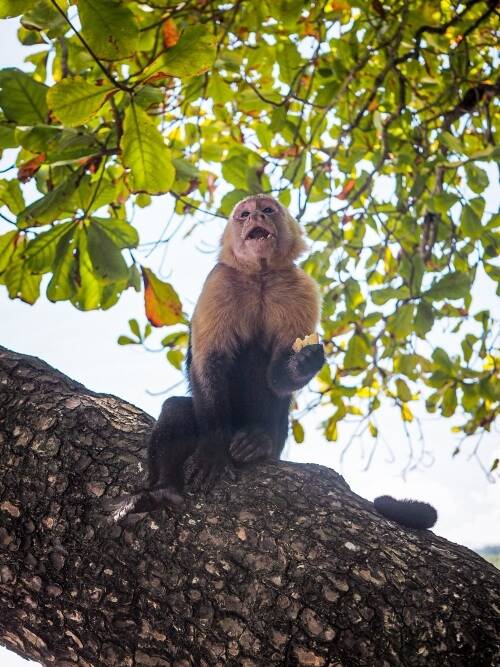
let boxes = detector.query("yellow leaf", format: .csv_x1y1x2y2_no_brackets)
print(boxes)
325,417,338,441
401,403,414,422
292,419,305,444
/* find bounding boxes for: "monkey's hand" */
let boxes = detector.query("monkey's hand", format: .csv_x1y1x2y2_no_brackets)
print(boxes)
289,343,325,386
229,428,274,464
184,446,237,493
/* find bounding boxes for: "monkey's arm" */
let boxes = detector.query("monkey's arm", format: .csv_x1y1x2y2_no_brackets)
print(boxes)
268,344,325,397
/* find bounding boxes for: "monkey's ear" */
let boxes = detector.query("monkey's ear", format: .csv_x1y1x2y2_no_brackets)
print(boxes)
283,209,308,259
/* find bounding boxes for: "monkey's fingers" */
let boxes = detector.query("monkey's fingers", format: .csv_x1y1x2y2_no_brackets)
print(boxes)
294,344,325,376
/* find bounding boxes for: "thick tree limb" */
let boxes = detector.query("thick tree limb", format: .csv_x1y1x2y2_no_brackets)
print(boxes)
0,346,499,667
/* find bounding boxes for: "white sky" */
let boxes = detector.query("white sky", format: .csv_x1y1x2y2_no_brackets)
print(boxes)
0,16,499,667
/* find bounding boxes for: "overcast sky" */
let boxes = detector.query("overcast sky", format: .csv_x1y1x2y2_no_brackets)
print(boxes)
1,16,499,667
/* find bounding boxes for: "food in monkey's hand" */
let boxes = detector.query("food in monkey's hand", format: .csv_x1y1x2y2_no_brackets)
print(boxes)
292,332,320,353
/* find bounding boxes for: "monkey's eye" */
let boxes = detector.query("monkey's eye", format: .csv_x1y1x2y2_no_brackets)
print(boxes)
263,206,275,214
240,210,250,218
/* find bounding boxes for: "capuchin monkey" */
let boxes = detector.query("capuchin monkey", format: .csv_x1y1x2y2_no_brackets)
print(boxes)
111,194,437,530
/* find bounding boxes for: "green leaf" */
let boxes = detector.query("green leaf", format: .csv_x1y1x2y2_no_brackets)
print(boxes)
432,347,452,373
464,163,489,194
78,0,139,61
424,272,470,301
142,26,216,81
371,286,409,305
441,386,457,417
439,132,463,154
4,258,42,303
291,419,305,444
91,217,138,249
0,230,18,273
121,104,175,195
118,335,137,345
24,221,74,272
427,192,459,214
395,378,412,402
128,318,140,339
0,1,36,18
0,178,25,214
47,77,116,126
17,172,81,227
167,348,184,370
22,0,66,33
387,303,414,340
86,219,129,282
46,226,79,301
414,300,434,338
0,68,48,124
344,334,369,369
461,205,482,239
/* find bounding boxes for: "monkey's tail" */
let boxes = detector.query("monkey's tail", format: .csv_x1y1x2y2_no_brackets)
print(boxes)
373,495,437,530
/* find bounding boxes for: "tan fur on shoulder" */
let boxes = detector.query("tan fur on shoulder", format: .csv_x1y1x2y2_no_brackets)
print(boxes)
191,264,321,372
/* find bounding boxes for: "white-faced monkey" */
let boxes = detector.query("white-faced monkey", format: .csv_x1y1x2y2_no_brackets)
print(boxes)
147,194,325,502
113,194,437,531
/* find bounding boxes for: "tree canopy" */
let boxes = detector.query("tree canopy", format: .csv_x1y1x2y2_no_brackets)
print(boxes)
0,0,498,454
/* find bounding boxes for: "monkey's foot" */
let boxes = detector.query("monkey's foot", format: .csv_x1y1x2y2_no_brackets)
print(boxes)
290,343,325,383
184,449,238,493
229,428,274,464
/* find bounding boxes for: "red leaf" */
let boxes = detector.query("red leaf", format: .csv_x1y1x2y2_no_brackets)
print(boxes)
162,19,180,48
336,178,355,200
18,153,45,183
142,267,183,327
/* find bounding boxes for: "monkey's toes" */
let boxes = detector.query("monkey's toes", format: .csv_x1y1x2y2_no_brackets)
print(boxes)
230,429,273,463
184,452,237,493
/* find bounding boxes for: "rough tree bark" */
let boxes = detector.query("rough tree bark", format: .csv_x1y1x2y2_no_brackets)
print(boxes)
0,346,499,667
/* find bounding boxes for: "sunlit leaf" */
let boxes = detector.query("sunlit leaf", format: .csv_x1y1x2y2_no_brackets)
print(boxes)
292,419,305,444
142,266,183,327
78,0,139,61
142,26,216,81
0,68,48,124
121,104,175,194
48,77,116,126
424,272,470,301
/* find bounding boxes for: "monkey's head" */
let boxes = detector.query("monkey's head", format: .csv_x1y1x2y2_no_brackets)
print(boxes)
220,194,307,272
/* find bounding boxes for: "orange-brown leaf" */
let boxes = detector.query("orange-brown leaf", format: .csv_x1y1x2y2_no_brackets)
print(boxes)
142,266,183,327
18,153,45,183
336,178,355,200
162,19,180,48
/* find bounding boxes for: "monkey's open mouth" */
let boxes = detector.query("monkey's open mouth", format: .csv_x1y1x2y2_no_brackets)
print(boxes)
245,226,275,241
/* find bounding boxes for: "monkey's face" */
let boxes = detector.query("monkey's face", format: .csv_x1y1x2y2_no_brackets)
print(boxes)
220,194,307,271
229,196,295,269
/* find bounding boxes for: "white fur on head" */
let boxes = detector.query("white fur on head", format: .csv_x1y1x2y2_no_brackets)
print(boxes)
223,194,306,268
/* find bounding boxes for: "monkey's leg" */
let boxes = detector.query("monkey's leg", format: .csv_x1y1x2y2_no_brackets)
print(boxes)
184,353,238,493
268,344,325,396
148,396,197,492
103,397,197,521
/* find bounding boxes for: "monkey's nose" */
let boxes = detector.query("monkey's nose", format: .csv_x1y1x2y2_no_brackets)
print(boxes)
250,211,265,222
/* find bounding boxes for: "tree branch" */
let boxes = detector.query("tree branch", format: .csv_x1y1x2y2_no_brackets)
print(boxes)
0,346,499,666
